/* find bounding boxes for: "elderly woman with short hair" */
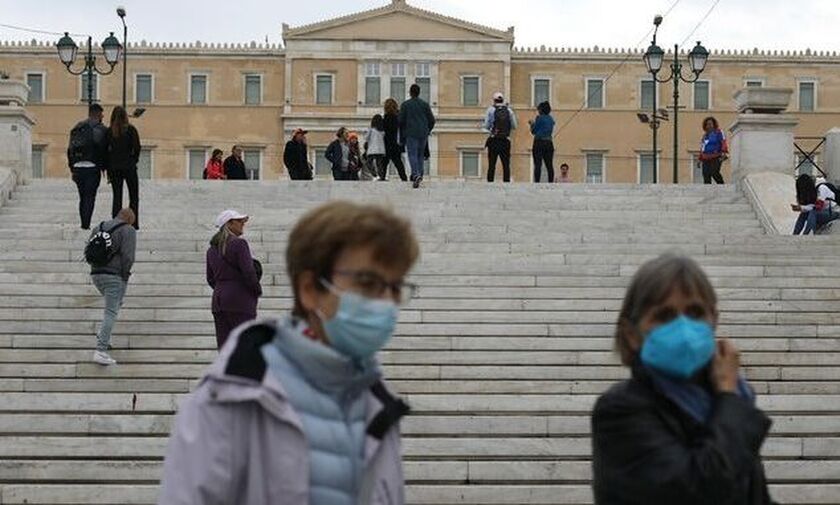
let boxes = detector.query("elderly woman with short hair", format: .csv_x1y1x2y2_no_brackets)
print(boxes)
592,254,775,505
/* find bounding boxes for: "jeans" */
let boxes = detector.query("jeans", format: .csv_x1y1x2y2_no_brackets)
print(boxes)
72,168,101,229
532,139,555,183
91,274,127,351
110,168,140,229
405,137,427,181
487,137,511,182
702,158,724,184
793,208,838,235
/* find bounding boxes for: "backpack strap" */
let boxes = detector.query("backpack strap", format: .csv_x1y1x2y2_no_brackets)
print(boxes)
108,222,129,234
366,380,411,440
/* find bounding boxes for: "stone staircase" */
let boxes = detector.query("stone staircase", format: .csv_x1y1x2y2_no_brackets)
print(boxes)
0,180,839,504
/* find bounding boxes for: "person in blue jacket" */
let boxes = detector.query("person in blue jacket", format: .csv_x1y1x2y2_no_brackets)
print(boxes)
699,116,728,184
529,101,556,183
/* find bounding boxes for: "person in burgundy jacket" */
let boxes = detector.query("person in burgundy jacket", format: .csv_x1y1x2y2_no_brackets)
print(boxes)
206,209,262,349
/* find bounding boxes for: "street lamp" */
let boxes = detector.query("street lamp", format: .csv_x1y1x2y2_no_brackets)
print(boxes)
117,6,127,110
55,32,122,106
644,36,710,183
641,15,665,183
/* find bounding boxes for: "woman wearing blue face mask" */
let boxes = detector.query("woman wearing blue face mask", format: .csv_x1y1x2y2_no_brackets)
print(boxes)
591,254,775,505
159,201,419,505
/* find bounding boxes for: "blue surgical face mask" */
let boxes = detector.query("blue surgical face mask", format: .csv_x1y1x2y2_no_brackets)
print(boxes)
317,280,399,361
640,315,715,380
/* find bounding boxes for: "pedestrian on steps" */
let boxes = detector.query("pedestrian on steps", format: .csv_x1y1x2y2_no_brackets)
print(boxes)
67,103,109,230
364,114,388,181
399,83,435,188
383,98,408,181
591,254,775,505
791,174,839,235
484,92,517,182
223,145,248,180
529,101,555,183
325,127,352,181
204,149,225,180
206,210,262,349
88,208,136,366
557,163,572,183
699,116,728,184
284,128,314,180
106,106,141,230
160,202,419,505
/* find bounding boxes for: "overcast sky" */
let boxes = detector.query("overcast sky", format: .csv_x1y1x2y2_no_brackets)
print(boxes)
1,0,837,53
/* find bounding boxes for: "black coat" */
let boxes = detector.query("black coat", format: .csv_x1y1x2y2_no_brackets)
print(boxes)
223,155,247,180
384,112,401,151
106,124,140,172
592,365,775,505
283,140,312,180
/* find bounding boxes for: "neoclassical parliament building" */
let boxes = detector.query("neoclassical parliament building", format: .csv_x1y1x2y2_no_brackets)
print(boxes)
1,0,838,183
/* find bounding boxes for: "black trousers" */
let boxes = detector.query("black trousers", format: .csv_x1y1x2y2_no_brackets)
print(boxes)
385,146,408,181
110,168,140,229
702,158,725,184
487,137,511,182
532,139,555,183
71,168,101,229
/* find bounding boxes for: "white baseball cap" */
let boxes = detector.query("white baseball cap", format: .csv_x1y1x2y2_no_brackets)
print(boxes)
493,91,504,102
215,209,249,228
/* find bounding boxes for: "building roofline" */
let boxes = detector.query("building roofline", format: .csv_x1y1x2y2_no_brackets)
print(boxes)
0,39,285,56
512,45,840,63
282,0,513,42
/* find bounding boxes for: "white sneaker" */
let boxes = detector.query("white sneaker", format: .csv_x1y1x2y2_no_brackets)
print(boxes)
93,350,117,366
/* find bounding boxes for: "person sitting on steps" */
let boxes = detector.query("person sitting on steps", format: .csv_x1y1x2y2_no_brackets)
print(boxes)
791,173,840,235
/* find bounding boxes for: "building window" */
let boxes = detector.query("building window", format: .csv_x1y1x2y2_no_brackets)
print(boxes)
638,152,656,184
243,149,261,180
80,73,99,102
31,145,45,178
135,74,153,104
745,79,764,88
462,76,479,107
364,62,381,106
585,153,604,183
533,78,550,107
314,148,332,177
137,149,153,179
315,74,333,105
26,73,44,103
640,79,656,110
188,149,207,180
244,74,262,105
190,74,207,104
460,150,481,178
693,80,710,110
390,62,406,101
799,81,816,112
416,62,431,103
586,78,604,109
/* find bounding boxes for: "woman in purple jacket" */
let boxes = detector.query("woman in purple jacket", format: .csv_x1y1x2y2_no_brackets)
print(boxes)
206,209,262,349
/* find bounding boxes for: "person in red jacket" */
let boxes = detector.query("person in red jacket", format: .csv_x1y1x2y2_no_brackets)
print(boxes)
204,149,225,180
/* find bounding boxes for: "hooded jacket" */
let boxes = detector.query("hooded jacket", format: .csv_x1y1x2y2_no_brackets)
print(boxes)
158,317,408,505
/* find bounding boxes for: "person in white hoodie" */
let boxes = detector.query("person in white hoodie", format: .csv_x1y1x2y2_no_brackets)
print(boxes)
364,114,388,181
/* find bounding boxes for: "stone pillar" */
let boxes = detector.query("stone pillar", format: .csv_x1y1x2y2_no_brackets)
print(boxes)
823,127,840,184
728,88,798,181
0,78,36,183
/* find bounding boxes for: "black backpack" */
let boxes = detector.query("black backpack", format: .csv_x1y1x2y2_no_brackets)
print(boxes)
492,105,512,138
68,122,96,166
84,222,128,267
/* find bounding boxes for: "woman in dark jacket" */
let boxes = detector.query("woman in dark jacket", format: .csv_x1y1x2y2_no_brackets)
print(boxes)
383,98,408,181
283,128,313,180
206,209,262,349
592,254,775,505
325,127,352,181
107,106,141,229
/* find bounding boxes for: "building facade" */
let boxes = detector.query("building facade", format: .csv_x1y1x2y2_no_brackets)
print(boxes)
1,0,838,182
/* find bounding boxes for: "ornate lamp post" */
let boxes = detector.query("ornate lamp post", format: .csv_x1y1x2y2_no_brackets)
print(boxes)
117,6,127,109
56,32,122,106
642,20,665,183
645,33,709,183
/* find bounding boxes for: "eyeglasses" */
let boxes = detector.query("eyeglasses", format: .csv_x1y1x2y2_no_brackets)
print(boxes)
331,270,417,304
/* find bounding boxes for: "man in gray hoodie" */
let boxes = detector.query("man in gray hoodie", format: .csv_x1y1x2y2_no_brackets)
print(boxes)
89,208,137,365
